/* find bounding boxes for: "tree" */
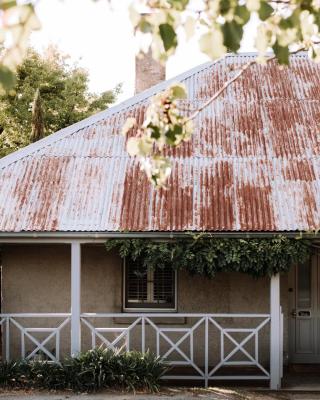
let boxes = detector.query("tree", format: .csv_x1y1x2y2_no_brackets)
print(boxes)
0,47,121,157
31,88,44,143
122,0,320,187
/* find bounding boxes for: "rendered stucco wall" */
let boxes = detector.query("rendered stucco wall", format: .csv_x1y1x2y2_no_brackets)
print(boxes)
1,244,289,367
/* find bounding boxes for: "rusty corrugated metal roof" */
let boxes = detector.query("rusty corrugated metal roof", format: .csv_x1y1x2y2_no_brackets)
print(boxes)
0,53,320,233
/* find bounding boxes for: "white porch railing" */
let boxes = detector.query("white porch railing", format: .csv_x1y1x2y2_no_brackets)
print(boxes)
80,313,273,385
0,312,283,387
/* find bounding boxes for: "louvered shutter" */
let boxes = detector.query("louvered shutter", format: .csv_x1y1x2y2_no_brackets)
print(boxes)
126,261,148,303
153,267,175,305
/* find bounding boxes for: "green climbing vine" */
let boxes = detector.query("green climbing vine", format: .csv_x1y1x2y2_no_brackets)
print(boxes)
105,235,311,278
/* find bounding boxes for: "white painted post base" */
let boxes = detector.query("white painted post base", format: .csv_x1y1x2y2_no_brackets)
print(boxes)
71,242,81,356
270,273,281,390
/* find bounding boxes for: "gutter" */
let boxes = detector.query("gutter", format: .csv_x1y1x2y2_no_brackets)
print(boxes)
0,231,318,244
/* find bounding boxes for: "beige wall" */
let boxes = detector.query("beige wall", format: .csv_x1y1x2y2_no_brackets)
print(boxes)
1,244,289,366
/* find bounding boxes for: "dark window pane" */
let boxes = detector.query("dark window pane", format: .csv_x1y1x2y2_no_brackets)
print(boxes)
297,261,311,308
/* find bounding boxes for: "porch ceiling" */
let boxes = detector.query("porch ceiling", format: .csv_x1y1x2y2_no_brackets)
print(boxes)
0,53,320,233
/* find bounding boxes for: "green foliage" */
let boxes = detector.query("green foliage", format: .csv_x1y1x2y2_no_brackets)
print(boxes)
0,349,165,393
105,236,311,278
0,66,16,92
258,2,274,21
159,23,177,51
272,42,290,65
0,360,66,389
131,0,320,65
0,46,121,157
65,348,165,392
222,21,243,52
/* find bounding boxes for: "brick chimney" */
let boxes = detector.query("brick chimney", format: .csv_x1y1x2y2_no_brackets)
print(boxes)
135,48,166,94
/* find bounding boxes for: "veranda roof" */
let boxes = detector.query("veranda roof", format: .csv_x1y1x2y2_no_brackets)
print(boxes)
0,53,319,233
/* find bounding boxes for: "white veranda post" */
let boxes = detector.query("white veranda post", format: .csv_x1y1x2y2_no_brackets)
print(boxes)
270,273,281,390
71,241,81,356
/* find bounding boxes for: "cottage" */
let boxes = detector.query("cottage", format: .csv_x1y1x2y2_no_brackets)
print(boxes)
0,52,319,390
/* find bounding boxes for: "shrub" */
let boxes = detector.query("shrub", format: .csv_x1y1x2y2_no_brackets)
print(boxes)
64,348,165,392
0,359,67,390
0,348,166,393
0,361,21,387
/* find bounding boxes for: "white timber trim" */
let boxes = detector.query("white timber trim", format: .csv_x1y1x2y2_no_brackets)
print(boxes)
270,273,281,390
71,241,81,356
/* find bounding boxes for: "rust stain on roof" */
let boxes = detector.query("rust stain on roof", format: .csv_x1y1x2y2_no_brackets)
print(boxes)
283,159,316,181
154,162,194,231
237,183,275,231
120,162,152,231
199,161,234,231
0,53,320,233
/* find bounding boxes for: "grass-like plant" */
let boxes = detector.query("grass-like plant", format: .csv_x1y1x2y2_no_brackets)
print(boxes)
0,348,165,393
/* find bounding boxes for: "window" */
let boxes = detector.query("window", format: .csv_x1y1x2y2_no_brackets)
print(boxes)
124,259,176,311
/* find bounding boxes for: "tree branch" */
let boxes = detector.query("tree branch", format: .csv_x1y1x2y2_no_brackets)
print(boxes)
269,0,291,4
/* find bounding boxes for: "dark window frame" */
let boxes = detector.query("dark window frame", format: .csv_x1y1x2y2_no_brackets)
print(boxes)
123,258,177,312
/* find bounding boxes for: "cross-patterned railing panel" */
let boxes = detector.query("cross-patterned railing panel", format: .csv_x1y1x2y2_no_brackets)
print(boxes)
0,313,71,363
81,313,275,384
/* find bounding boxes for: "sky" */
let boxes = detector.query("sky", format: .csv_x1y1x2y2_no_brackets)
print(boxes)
30,0,257,103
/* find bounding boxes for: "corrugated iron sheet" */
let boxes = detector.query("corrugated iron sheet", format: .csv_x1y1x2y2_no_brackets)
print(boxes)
0,53,320,232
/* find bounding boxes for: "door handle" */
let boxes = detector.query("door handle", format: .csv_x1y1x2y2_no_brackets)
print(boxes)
291,310,297,317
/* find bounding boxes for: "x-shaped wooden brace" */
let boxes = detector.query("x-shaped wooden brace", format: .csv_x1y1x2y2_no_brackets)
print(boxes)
209,317,270,377
10,317,70,363
81,317,141,352
146,317,205,377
